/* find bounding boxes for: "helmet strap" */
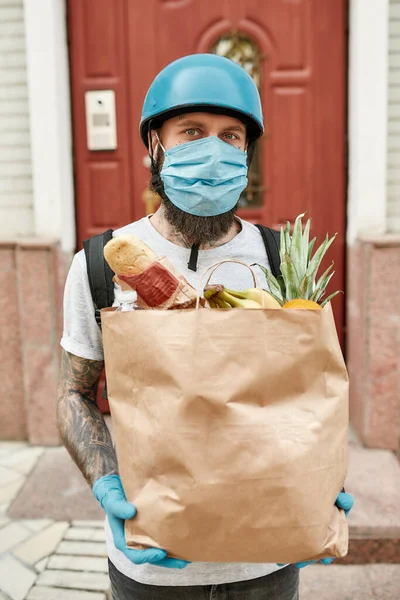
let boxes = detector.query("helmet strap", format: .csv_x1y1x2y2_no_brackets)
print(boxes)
246,139,257,168
148,119,170,203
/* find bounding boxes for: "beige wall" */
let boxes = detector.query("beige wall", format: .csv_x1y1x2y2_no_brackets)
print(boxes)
0,0,33,237
388,0,400,231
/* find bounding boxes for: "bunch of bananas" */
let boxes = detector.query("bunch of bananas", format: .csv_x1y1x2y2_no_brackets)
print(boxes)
204,286,281,309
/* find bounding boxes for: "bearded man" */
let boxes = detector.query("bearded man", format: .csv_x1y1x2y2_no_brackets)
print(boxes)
57,53,353,600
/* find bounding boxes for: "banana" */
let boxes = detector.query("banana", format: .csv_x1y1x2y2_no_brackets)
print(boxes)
224,287,281,309
204,284,225,300
217,290,262,309
208,299,219,309
214,297,232,309
204,288,218,300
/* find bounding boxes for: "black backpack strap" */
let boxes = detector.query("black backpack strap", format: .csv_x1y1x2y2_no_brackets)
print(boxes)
255,225,282,278
83,229,115,326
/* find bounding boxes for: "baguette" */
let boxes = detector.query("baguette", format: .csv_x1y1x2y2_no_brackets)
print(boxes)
104,235,157,276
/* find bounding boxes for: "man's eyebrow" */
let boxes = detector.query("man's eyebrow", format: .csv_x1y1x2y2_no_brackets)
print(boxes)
176,119,206,128
176,119,245,132
227,124,245,132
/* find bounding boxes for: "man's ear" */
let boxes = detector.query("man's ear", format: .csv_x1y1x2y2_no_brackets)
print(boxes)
149,130,159,156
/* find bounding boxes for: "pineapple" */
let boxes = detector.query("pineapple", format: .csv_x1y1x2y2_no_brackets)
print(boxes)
254,213,341,310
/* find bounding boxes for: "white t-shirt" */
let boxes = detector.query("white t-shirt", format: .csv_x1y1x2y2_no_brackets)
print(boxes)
61,216,283,586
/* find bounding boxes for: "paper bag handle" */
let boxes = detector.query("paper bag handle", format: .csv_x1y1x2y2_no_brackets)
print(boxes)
196,259,261,309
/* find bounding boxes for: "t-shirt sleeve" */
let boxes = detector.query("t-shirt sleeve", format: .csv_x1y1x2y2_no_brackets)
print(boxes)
60,251,104,361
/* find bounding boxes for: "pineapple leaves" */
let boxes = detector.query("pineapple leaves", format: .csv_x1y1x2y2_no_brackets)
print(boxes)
308,237,316,264
254,213,338,307
281,256,301,301
305,233,337,298
302,218,311,266
298,274,311,299
290,213,305,270
310,271,335,303
252,264,284,303
311,262,335,301
320,290,343,307
276,275,286,298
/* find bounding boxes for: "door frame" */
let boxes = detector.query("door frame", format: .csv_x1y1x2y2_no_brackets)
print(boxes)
24,0,76,254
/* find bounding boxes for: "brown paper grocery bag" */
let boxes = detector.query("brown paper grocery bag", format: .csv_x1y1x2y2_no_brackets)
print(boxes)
101,261,349,564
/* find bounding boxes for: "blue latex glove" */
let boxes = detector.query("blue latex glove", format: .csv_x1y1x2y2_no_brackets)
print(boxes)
93,475,189,569
278,490,354,570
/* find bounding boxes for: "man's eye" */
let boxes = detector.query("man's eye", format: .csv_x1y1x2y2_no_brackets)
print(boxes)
223,133,238,141
185,129,198,136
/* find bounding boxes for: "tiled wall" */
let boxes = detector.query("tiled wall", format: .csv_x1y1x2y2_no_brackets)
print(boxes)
347,236,400,454
0,240,68,445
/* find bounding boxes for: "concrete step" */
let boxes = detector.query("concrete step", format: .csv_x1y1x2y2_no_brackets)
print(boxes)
299,564,400,600
340,442,400,564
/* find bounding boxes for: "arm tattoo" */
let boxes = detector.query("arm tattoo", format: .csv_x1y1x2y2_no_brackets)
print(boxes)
57,350,118,487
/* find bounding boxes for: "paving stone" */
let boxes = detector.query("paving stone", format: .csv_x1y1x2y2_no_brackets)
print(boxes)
0,465,25,486
300,564,373,600
20,519,53,532
37,569,110,592
0,477,25,505
345,444,400,538
299,564,400,600
0,447,43,476
56,541,107,557
8,448,103,521
64,528,106,542
13,521,69,565
35,557,49,573
0,554,37,600
47,555,108,573
367,564,400,599
0,521,31,553
27,587,106,600
0,443,28,460
0,517,10,529
72,521,104,529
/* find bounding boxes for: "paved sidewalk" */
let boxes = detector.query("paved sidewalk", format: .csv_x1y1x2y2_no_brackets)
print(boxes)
1,441,400,599
0,442,110,600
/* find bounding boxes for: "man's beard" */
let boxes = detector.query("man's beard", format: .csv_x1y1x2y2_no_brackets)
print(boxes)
161,198,238,245
150,149,238,246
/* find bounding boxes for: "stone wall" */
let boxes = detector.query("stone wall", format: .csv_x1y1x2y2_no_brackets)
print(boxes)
0,240,69,445
347,236,400,453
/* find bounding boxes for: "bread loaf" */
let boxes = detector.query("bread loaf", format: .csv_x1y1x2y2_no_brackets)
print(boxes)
103,235,157,276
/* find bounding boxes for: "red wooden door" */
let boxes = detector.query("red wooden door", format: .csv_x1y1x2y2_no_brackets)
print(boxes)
68,1,347,367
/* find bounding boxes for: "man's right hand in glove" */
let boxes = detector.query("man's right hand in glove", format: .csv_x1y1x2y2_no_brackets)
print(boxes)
93,474,189,569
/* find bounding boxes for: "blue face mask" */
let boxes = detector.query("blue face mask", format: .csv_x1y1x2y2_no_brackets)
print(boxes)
158,136,248,217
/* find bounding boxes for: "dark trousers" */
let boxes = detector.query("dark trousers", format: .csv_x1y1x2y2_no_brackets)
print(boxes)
108,560,300,600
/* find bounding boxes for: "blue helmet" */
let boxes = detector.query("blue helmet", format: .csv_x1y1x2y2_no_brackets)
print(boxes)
140,53,263,147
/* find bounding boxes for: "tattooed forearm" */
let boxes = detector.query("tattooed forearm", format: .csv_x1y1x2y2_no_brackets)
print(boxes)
56,350,118,487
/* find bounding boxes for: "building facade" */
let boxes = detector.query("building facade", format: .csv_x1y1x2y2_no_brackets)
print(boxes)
0,0,399,454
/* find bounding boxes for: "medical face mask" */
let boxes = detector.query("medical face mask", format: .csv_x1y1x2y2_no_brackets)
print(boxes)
157,136,248,217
